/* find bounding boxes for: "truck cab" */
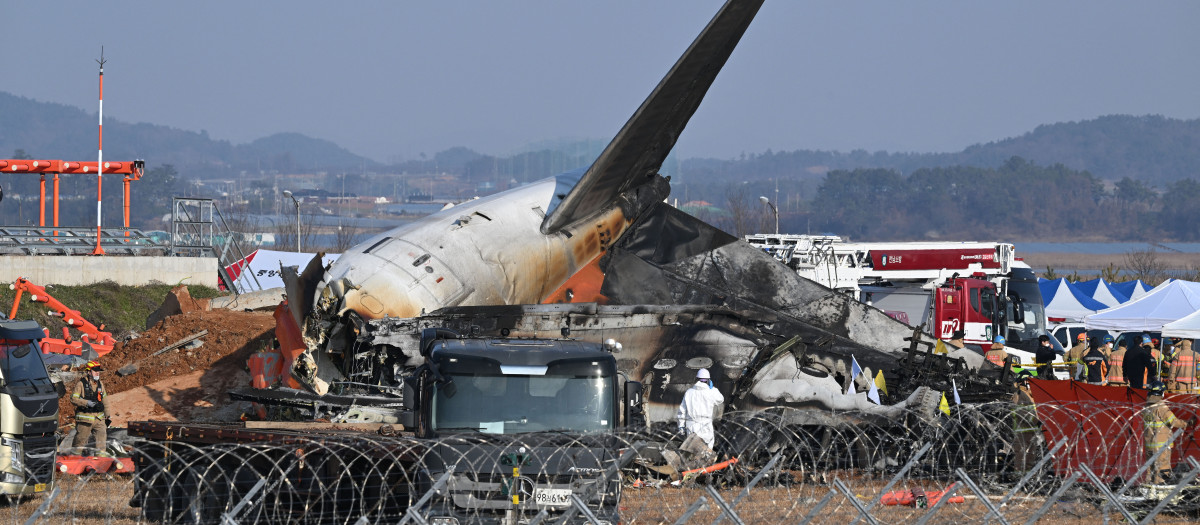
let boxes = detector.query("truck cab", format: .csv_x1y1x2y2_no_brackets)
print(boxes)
403,329,640,524
0,320,59,496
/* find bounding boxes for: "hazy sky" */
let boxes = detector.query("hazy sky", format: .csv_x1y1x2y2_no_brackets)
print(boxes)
3,1,1198,163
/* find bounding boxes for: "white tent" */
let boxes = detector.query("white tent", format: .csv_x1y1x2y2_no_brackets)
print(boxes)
1085,280,1200,331
226,249,340,293
1042,278,1111,321
1162,308,1200,339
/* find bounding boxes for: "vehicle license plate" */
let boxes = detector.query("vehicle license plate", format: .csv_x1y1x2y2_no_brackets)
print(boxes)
533,488,572,507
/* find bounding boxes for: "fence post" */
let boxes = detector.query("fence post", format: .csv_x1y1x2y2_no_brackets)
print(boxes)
1080,464,1138,524
703,484,747,525
996,438,1068,510
529,442,642,525
834,477,881,525
220,478,267,525
711,452,782,525
797,488,838,525
913,481,960,525
850,441,932,525
22,486,60,525
671,496,709,525
1138,456,1200,525
1023,471,1081,525
955,467,1010,525
397,466,456,525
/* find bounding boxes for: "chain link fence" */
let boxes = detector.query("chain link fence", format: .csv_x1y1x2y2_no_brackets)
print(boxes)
7,401,1200,524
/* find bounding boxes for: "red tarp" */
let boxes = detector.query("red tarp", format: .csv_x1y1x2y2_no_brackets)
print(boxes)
1028,379,1200,483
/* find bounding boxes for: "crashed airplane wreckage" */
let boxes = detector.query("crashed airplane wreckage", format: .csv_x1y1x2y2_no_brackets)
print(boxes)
239,0,1015,427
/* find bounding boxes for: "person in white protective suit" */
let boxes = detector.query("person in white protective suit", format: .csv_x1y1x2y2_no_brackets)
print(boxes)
676,368,725,449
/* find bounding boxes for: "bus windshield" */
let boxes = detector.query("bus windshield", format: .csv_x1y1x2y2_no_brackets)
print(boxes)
432,373,614,434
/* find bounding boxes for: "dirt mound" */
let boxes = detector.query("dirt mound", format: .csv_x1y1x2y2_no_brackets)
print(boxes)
59,309,276,423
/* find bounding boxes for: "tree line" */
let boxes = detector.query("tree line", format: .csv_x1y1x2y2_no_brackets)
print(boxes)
699,156,1200,242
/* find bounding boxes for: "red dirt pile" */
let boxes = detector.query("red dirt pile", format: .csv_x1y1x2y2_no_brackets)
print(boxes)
58,309,276,424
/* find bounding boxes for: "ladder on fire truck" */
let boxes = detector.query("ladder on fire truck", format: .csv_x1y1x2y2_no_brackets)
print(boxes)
744,234,1016,292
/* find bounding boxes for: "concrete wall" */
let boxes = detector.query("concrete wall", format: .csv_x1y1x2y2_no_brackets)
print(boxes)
0,256,217,287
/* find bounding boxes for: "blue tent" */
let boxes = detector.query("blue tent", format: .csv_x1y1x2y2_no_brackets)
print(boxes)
1075,278,1131,305
1111,280,1152,301
1041,278,1111,321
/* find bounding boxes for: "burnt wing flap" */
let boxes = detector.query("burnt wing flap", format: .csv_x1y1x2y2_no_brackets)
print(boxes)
282,253,328,331
539,0,764,234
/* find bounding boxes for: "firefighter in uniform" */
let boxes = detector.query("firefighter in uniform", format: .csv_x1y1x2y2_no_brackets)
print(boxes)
1082,339,1109,385
1167,339,1198,394
1142,382,1187,485
1010,370,1041,471
1106,340,1128,387
1066,333,1088,380
71,361,111,456
1102,334,1115,359
947,330,966,350
985,335,1010,367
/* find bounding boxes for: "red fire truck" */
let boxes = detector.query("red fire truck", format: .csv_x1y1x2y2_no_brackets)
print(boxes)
744,235,1055,359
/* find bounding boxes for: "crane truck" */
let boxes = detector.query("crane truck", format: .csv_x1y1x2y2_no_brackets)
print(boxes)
744,234,1056,360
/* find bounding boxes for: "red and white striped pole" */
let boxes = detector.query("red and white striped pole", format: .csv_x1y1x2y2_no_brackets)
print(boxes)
92,48,106,255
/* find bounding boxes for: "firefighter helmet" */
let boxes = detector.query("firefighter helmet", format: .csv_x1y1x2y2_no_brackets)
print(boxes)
1076,332,1087,341
82,361,104,371
1147,381,1167,397
1104,334,1114,344
994,335,1006,345
1142,334,1153,345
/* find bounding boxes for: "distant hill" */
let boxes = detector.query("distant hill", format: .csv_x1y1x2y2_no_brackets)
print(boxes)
4,91,1198,186
683,115,1200,188
0,92,377,178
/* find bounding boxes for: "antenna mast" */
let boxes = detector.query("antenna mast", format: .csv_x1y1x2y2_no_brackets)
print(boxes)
92,47,106,255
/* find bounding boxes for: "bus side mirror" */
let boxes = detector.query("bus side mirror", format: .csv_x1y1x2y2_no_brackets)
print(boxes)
623,381,644,429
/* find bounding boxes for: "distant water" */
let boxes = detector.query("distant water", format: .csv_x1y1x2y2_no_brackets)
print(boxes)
1015,242,1200,254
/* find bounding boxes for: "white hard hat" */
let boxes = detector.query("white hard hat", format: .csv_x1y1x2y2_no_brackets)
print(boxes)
696,368,711,380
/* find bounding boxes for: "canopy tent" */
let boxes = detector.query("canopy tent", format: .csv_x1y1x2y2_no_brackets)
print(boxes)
1040,278,1111,322
1075,278,1131,306
225,249,340,293
1162,308,1200,339
1084,280,1200,332
1111,279,1153,301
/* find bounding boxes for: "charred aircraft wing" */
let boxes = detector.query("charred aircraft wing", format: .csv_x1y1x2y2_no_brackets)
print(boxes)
540,0,764,234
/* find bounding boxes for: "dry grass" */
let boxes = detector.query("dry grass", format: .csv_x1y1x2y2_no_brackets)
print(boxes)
4,470,1195,524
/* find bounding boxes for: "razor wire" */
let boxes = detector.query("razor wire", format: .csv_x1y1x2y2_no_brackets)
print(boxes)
7,401,1200,524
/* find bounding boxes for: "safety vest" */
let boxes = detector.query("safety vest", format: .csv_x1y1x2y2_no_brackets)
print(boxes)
73,378,105,418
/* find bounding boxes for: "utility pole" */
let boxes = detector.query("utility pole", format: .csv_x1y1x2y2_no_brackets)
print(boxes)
283,190,301,252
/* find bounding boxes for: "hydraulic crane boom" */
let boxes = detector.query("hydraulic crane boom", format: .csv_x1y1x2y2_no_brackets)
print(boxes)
8,277,115,358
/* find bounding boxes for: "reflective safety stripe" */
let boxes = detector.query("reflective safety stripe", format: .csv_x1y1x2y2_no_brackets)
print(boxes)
75,413,103,421
986,352,1005,366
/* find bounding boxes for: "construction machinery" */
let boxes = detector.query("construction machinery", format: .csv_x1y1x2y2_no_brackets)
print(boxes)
8,277,115,359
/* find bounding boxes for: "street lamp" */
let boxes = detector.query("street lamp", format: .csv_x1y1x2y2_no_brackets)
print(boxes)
282,190,301,252
759,196,779,234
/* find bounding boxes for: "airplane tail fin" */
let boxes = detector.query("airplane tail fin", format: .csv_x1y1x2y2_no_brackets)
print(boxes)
540,0,765,234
